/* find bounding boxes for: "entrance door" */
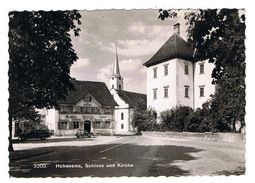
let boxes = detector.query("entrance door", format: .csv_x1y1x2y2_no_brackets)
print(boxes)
84,121,91,133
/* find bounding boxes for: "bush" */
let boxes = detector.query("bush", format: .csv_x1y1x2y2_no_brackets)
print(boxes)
184,109,202,132
131,103,157,133
160,106,193,132
160,103,217,133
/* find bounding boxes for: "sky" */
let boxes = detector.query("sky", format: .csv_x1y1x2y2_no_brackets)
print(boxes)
70,9,187,94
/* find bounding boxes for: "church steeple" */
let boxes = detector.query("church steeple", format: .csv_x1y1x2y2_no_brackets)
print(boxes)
113,44,121,77
109,43,124,91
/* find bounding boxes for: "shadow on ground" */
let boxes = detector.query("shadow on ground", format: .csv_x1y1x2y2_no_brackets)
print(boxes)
12,137,95,144
9,144,203,177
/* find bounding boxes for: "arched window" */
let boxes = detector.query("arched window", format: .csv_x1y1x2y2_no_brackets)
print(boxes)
119,84,121,90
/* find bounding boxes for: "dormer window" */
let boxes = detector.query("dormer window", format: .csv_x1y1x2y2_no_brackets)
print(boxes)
84,95,92,102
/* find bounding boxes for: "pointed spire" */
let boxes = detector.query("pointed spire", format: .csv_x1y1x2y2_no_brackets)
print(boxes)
113,43,121,77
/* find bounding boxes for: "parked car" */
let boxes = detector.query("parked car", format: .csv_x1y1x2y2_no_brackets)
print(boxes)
49,130,54,136
19,129,51,140
75,129,94,138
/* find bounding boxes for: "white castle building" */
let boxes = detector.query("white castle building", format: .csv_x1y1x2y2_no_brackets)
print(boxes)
143,23,215,119
109,45,147,133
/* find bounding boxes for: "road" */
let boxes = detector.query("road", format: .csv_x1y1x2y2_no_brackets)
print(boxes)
9,135,245,177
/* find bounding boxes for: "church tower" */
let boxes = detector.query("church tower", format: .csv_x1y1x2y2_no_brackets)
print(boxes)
109,44,123,90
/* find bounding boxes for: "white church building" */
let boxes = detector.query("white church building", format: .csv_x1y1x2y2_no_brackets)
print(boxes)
109,45,147,133
143,23,215,119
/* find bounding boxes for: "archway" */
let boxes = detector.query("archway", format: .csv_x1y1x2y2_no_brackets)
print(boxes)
84,120,91,133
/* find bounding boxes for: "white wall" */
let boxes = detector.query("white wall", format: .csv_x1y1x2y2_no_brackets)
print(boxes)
114,108,130,132
176,58,194,108
194,60,215,109
45,108,58,132
110,89,128,107
146,59,177,114
110,88,132,133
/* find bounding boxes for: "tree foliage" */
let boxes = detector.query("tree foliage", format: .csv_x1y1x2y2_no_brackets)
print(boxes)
131,103,157,134
159,9,246,132
185,102,213,132
160,104,220,133
161,106,193,132
14,107,40,123
8,10,81,151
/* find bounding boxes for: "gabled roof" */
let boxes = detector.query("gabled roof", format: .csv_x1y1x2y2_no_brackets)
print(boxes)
58,80,118,107
117,90,147,108
143,33,194,67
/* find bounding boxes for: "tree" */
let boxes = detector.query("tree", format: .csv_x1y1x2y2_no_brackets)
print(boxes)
159,9,245,132
185,102,212,132
14,107,40,123
131,103,157,135
8,10,81,151
160,106,193,132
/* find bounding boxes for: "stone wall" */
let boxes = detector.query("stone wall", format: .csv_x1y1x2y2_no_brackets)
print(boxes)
142,131,245,142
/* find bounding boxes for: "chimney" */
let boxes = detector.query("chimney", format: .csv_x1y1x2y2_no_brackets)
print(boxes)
173,23,180,35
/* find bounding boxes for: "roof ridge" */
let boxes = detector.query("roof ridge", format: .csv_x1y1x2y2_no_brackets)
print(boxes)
72,79,105,84
117,89,146,96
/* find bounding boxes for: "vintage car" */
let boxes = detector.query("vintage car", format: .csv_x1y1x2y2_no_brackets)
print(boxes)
19,129,51,140
75,129,94,138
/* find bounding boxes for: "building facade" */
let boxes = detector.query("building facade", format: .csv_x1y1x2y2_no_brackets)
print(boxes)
42,80,118,136
144,23,215,119
109,45,147,133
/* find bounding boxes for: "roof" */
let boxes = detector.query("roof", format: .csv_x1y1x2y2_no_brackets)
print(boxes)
117,90,147,108
143,33,194,67
58,80,118,107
